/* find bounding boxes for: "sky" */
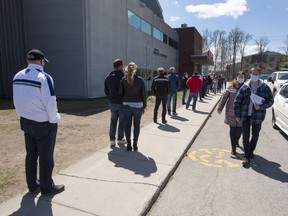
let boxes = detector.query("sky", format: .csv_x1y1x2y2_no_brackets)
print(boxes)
158,0,288,56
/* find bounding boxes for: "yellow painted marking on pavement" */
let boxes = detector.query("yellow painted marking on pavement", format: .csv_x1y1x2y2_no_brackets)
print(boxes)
188,148,240,168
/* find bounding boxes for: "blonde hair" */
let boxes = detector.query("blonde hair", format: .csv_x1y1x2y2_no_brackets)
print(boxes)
125,62,137,85
169,67,175,73
157,67,164,75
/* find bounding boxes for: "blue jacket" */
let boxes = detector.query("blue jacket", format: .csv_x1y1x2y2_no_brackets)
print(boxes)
167,73,180,94
234,80,274,124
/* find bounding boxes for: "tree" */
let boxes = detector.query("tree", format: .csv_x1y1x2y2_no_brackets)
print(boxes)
254,36,270,69
229,26,245,78
238,33,253,70
280,34,288,55
202,29,213,53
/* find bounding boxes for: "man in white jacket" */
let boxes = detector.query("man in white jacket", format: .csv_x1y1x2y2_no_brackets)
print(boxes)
13,49,64,196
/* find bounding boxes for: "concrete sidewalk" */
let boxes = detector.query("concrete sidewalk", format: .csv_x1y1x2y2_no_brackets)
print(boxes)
0,94,220,216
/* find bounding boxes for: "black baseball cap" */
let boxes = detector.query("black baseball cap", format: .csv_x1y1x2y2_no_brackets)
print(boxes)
27,49,49,62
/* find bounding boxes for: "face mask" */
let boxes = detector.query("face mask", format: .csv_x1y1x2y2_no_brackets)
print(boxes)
237,78,245,84
251,75,259,82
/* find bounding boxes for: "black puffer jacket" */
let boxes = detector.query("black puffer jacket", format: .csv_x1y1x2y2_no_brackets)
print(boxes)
104,70,125,104
119,75,147,108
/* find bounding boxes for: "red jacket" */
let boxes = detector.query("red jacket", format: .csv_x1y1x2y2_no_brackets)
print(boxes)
186,76,203,93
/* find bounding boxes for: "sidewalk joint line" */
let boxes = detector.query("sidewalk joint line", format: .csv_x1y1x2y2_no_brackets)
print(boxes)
58,173,160,188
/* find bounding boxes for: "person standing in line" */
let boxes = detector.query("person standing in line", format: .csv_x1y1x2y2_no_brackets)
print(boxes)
104,59,127,147
13,49,64,196
186,72,203,111
234,67,274,167
206,74,213,95
167,67,180,115
217,71,246,156
151,67,170,124
181,72,189,105
212,76,218,94
119,62,147,151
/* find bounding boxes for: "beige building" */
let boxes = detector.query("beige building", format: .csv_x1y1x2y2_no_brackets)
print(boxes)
239,51,285,74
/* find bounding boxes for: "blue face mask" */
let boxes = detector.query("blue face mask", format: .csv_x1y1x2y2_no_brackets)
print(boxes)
237,78,245,84
251,75,259,82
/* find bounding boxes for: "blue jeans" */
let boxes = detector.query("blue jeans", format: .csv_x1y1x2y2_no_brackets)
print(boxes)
242,116,262,159
182,88,188,104
167,92,177,113
109,103,125,141
186,93,198,110
154,95,167,121
123,105,143,142
20,117,57,194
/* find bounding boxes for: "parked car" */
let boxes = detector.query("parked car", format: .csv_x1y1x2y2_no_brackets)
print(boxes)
272,82,288,135
267,71,288,96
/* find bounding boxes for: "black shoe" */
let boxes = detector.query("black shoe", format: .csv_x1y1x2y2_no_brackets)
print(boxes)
127,143,132,151
41,184,65,197
153,119,157,123
231,150,237,156
172,112,178,115
133,141,138,151
242,158,250,168
182,102,186,105
28,186,40,195
162,119,167,124
168,111,171,115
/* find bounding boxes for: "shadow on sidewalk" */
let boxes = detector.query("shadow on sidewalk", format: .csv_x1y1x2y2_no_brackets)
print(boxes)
170,115,189,122
8,194,53,216
251,155,288,183
108,147,157,177
157,123,180,133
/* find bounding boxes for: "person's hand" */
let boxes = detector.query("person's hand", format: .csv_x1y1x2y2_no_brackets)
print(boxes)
254,103,260,110
236,117,241,124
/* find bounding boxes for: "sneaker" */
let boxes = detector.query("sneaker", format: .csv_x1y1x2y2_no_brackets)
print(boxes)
117,139,127,145
28,186,40,195
41,184,65,197
231,150,237,156
153,119,157,123
110,140,116,147
242,158,250,168
162,119,167,124
168,111,171,115
172,112,178,115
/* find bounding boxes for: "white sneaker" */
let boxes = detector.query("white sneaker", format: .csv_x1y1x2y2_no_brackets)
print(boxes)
110,140,116,147
117,139,127,145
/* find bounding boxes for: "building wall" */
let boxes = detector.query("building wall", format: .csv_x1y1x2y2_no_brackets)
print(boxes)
0,0,26,98
175,27,202,77
23,0,87,97
1,0,179,98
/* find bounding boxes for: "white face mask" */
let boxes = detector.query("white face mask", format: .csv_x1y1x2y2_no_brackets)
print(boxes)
237,78,245,84
251,75,259,82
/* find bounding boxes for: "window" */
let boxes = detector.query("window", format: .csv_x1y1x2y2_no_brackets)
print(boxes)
169,37,173,47
153,27,163,41
140,19,151,35
128,10,140,29
174,41,178,50
163,34,167,44
279,85,288,98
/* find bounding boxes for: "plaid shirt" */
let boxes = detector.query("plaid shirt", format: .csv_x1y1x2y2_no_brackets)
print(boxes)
234,80,274,124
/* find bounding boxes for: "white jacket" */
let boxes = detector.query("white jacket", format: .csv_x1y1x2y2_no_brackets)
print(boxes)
13,64,61,123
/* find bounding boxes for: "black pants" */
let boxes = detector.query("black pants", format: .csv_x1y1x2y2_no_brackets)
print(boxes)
20,117,58,194
229,126,242,150
242,116,262,160
154,95,167,121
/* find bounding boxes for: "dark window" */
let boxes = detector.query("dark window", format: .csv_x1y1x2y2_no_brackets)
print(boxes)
169,37,173,47
174,41,178,50
163,34,167,43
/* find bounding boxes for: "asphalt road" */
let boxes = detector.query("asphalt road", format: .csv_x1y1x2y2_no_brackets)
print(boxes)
148,106,288,216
